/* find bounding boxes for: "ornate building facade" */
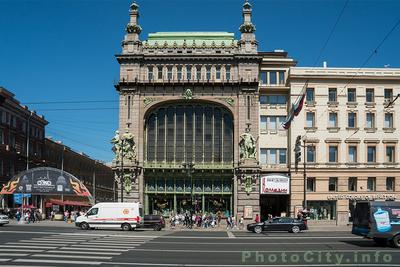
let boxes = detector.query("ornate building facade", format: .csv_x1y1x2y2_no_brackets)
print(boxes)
114,1,400,225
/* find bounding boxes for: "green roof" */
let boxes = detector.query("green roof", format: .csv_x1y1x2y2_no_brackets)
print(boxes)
144,32,237,48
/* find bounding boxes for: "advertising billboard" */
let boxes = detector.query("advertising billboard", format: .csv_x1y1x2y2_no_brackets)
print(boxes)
260,175,290,195
0,167,91,197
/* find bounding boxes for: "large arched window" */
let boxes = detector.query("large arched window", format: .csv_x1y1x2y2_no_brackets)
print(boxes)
145,103,233,164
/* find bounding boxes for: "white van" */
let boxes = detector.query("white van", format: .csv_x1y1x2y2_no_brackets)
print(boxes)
75,202,144,231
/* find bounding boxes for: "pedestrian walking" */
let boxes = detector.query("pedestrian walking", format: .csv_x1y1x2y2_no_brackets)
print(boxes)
255,214,260,223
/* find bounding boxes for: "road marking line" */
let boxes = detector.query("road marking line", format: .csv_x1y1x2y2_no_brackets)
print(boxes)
60,247,130,252
0,230,159,238
47,250,120,255
70,244,135,249
14,259,102,265
31,254,112,260
0,253,29,256
127,248,400,253
0,249,44,252
1,245,57,249
226,231,235,238
83,242,143,246
128,240,370,245
19,240,78,243
6,242,62,246
0,259,11,262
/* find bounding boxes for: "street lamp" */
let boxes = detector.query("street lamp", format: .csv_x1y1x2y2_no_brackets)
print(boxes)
120,138,125,203
182,162,195,212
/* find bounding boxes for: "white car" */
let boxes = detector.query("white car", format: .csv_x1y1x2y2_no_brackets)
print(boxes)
0,214,9,226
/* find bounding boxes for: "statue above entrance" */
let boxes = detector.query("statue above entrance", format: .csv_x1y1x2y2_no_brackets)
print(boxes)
239,128,256,159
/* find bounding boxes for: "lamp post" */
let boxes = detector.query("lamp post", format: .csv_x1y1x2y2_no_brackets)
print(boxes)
182,162,195,212
120,138,125,203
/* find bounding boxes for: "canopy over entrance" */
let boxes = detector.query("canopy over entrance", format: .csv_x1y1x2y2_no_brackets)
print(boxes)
0,167,93,200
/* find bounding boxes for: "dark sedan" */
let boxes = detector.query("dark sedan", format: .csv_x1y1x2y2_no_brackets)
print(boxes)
247,217,307,234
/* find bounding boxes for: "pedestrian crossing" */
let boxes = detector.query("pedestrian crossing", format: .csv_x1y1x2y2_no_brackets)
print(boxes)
0,233,156,266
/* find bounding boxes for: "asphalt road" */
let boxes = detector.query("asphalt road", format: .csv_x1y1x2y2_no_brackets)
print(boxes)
0,223,399,266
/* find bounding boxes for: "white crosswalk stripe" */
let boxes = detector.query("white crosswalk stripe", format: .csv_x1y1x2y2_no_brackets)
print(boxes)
0,232,158,265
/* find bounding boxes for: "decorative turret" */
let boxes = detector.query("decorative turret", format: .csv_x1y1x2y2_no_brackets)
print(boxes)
122,2,142,54
239,0,257,53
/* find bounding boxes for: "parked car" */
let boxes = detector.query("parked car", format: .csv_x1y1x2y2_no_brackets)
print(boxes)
142,215,165,231
247,217,307,233
0,214,9,226
352,201,400,248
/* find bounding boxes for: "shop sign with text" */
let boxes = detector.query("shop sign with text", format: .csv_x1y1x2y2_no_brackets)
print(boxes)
260,175,290,195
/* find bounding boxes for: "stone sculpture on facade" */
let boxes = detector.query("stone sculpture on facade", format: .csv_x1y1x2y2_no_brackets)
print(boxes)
239,128,256,159
111,130,137,194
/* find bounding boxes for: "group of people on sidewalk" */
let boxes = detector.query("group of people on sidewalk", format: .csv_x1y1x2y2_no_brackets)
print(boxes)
15,209,42,223
169,211,246,230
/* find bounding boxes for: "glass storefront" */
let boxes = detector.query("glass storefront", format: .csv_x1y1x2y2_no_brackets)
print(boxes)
308,201,337,220
145,176,232,216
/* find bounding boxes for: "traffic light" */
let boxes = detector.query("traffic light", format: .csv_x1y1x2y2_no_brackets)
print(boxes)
294,135,302,171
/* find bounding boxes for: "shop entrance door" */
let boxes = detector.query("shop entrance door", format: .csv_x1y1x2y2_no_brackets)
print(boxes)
260,195,289,221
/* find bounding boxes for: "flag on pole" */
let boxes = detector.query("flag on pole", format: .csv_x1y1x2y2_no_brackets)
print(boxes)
281,83,307,129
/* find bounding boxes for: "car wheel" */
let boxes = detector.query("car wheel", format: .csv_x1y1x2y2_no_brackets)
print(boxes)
121,223,131,231
291,226,300,233
80,222,89,230
254,225,262,234
391,235,400,248
153,225,161,231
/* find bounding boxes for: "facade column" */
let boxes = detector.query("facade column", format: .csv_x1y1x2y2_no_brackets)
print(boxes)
202,194,205,212
144,194,149,214
173,194,177,213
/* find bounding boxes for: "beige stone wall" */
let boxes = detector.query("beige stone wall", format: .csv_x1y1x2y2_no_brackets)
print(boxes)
289,67,400,224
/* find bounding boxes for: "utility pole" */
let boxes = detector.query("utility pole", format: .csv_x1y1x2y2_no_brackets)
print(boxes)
93,161,96,204
120,139,124,203
303,139,307,211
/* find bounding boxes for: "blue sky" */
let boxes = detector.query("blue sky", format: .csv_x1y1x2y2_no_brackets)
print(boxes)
0,0,399,162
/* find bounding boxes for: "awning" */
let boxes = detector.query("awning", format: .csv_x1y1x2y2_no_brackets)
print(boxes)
45,199,92,208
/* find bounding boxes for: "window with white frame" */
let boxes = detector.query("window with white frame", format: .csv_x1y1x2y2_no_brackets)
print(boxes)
265,148,287,164
196,66,201,80
367,146,376,163
384,89,393,102
367,177,376,191
225,66,231,80
306,112,315,128
386,177,395,191
167,66,173,80
348,177,357,191
307,177,316,192
328,88,337,102
177,66,182,80
348,112,357,128
260,116,267,131
384,113,394,128
186,66,192,80
386,146,395,163
328,145,338,163
306,145,316,163
260,148,267,165
366,113,375,128
348,146,357,163
306,88,314,102
206,66,211,80
348,88,356,102
329,112,338,127
216,66,221,80
147,66,153,80
366,88,375,103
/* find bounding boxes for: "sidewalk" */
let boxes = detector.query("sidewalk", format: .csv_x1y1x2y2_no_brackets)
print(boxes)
7,219,352,232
